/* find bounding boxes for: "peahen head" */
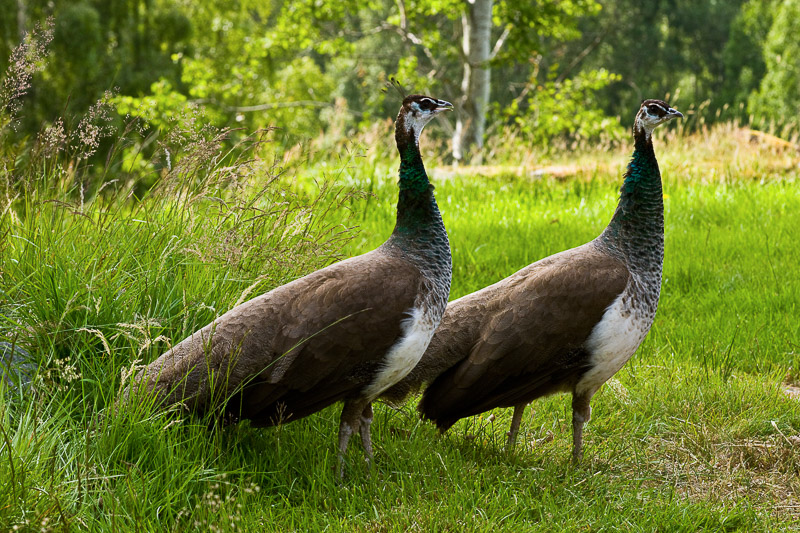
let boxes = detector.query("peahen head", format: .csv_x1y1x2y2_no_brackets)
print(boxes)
396,95,453,147
634,99,683,141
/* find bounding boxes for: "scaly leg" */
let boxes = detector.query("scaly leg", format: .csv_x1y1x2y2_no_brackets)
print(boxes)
571,392,592,463
505,404,527,451
338,400,365,478
359,403,374,467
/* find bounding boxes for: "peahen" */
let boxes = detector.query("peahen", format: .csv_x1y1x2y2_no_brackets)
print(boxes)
130,95,453,474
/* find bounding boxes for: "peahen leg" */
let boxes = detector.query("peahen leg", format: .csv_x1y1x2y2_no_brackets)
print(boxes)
359,403,374,466
505,404,527,451
571,392,592,463
338,400,364,478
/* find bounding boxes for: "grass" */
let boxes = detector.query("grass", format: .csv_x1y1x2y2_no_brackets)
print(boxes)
1,121,800,531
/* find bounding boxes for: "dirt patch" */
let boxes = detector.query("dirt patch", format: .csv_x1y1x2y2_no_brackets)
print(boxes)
646,434,800,518
432,163,609,181
783,385,800,400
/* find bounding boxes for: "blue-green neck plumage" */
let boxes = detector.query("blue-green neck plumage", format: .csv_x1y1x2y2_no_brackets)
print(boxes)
392,127,442,238
387,121,451,282
600,127,664,269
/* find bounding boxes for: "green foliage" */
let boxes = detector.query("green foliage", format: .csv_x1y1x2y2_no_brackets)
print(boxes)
152,6,192,44
271,0,601,118
266,57,336,138
504,69,624,148
563,0,748,123
114,79,191,131
748,0,800,129
0,0,797,166
494,0,601,62
52,3,102,80
721,0,778,115
0,1,192,137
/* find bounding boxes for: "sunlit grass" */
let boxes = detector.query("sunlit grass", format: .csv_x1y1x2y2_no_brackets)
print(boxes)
1,123,800,530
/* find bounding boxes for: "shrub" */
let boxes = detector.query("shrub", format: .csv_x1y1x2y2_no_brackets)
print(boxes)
503,68,624,150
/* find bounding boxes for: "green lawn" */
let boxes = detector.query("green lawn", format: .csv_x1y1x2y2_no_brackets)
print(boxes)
1,129,799,531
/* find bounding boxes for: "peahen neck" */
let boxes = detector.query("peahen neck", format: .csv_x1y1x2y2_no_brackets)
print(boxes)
386,117,451,281
392,122,441,238
599,127,664,272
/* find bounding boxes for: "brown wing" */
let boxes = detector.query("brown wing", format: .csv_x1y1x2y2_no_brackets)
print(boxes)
140,248,423,420
418,243,629,429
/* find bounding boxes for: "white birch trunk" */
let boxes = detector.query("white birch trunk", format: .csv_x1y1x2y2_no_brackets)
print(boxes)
16,0,27,41
452,0,492,163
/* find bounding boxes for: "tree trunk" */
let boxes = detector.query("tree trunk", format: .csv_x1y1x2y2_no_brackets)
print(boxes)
453,0,492,164
16,0,27,42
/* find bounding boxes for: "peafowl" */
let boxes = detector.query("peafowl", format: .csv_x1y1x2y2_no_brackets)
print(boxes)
129,95,453,475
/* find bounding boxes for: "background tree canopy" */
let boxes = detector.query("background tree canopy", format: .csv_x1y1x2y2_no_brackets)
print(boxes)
1,0,798,162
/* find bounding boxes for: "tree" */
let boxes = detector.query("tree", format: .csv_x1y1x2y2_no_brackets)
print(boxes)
0,0,193,134
748,0,800,128
721,0,777,117
562,0,747,123
453,0,492,162
270,0,599,161
4,0,780,157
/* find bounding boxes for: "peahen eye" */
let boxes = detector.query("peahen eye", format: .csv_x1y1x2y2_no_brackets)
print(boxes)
418,98,437,111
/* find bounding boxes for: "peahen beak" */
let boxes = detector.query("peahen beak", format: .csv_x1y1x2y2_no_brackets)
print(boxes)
667,108,684,120
435,100,454,113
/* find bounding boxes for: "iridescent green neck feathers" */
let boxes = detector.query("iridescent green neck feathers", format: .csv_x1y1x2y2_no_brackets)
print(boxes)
601,131,664,257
